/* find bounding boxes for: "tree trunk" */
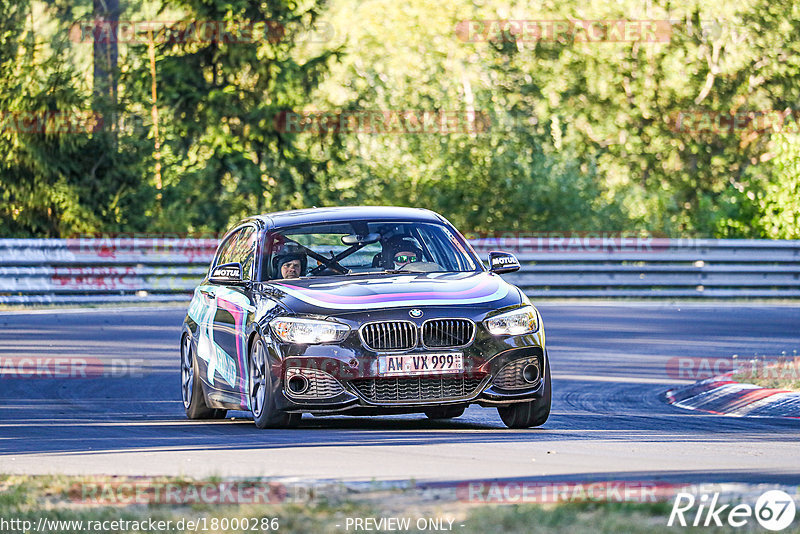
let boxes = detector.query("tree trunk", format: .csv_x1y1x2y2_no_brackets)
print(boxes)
92,0,119,130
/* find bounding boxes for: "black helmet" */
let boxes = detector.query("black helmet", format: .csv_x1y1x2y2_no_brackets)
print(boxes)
383,236,423,268
272,243,307,278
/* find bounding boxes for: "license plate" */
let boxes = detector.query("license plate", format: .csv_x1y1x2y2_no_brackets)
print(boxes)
378,352,463,376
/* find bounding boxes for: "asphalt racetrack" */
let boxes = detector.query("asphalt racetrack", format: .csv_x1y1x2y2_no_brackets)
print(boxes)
1,303,799,486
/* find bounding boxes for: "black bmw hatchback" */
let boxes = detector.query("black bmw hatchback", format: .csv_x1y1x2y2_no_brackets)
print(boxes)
180,206,550,429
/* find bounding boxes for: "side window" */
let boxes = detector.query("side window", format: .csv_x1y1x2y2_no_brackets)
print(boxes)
211,226,257,280
234,226,257,280
213,230,242,270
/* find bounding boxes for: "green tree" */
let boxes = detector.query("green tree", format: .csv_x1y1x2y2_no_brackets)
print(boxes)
472,0,800,236
310,0,628,234
0,0,146,236
122,0,343,233
756,131,800,238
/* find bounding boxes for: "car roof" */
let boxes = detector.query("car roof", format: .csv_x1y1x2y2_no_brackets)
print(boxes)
244,206,446,230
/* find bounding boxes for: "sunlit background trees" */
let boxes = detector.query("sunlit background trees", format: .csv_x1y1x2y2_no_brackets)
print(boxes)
1,0,798,237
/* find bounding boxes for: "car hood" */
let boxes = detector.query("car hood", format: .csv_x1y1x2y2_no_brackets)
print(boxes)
261,271,521,315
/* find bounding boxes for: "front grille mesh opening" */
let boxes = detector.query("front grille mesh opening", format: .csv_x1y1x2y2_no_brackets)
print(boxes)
350,376,484,403
422,319,475,348
361,321,416,351
492,358,541,390
285,368,344,398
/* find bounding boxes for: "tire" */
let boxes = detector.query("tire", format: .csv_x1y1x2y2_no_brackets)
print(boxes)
249,336,301,429
497,355,551,429
424,405,466,420
181,334,227,420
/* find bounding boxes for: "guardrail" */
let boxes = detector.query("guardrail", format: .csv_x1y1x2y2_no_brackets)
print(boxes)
470,237,800,298
0,237,798,304
0,238,215,305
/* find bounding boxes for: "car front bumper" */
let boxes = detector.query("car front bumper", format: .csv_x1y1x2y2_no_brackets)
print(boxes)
270,331,547,414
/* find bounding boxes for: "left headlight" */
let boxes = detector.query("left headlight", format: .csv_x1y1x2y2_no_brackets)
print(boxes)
484,306,539,336
269,317,350,344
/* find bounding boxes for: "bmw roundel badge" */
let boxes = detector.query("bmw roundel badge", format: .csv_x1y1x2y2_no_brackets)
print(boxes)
409,309,423,318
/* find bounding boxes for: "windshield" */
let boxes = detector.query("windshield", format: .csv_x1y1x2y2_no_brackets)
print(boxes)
264,221,480,280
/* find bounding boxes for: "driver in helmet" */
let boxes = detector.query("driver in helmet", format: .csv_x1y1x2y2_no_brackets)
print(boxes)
272,244,307,279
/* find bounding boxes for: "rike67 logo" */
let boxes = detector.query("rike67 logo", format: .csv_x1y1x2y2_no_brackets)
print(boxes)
668,490,796,531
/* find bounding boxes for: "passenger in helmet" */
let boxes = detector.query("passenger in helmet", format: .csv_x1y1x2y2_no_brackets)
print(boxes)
383,236,423,270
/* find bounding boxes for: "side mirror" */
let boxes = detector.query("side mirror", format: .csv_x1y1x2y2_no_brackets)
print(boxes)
488,251,520,274
209,262,245,285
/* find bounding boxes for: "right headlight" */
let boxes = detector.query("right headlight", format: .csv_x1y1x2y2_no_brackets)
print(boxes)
484,306,539,336
270,317,350,344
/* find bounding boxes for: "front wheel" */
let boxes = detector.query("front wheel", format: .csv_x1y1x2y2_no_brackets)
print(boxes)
497,356,551,429
181,334,226,420
249,336,300,429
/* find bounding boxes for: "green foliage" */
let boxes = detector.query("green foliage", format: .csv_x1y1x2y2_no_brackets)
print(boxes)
0,0,149,237
310,0,629,234
118,0,343,233
463,1,789,236
2,0,800,237
757,132,800,238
